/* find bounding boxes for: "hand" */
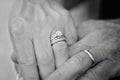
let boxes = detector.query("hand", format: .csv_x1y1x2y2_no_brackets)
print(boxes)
42,20,120,80
69,20,120,80
40,19,119,80
9,0,77,80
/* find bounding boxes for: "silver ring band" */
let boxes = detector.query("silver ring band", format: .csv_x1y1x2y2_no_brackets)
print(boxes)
84,50,95,65
50,31,66,46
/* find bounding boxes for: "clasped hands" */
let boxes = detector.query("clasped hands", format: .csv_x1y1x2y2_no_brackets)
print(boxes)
9,0,120,80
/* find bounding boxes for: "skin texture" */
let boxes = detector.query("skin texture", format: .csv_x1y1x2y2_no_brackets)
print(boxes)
9,0,120,80
41,20,120,80
37,20,120,80
69,20,120,80
9,0,77,80
43,20,120,80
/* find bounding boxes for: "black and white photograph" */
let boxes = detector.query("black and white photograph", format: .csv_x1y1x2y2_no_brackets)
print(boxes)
0,0,120,80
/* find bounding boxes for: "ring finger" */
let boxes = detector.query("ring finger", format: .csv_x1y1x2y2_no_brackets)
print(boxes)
51,30,69,68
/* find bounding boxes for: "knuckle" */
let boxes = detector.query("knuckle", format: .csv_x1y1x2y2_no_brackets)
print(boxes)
35,5,46,21
20,2,34,22
10,17,24,32
10,17,26,40
52,10,61,21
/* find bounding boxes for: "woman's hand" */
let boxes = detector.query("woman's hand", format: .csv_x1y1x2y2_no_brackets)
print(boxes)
9,0,77,80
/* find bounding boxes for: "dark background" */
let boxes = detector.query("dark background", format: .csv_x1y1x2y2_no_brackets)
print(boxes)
100,0,120,19
64,0,120,19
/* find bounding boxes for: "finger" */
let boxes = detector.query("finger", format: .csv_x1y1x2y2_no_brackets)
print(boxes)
34,4,55,78
46,37,120,80
51,31,69,68
71,36,120,67
79,58,120,80
65,16,78,45
33,29,55,79
53,41,68,68
74,37,120,64
46,51,93,80
50,5,78,45
69,29,108,57
9,25,39,80
89,37,120,63
69,20,110,57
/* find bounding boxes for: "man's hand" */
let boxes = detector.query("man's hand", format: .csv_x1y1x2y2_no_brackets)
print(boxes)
9,0,77,80
37,20,120,80
69,20,120,80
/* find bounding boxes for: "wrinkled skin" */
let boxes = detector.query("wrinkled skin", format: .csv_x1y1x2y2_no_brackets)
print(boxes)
45,20,120,80
41,20,120,80
9,0,120,80
9,0,77,80
69,20,120,80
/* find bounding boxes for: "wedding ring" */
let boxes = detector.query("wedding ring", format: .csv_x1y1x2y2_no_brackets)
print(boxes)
84,50,95,65
50,31,66,46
